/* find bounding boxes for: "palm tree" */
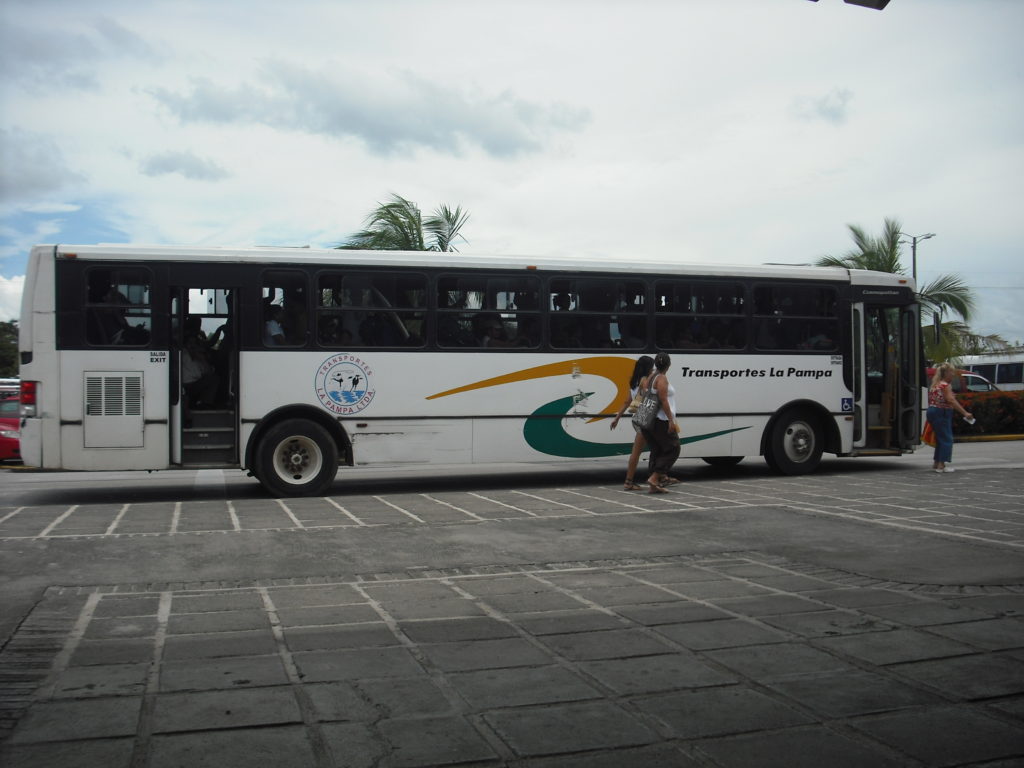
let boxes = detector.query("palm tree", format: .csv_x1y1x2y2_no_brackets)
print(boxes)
338,194,470,252
926,321,1007,363
816,217,991,360
817,219,905,275
817,218,976,322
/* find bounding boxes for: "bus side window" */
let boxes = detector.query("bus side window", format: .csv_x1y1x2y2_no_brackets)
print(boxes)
753,284,837,352
997,363,1022,388
262,271,308,347
655,280,744,352
550,316,582,348
85,268,152,346
437,314,476,347
338,272,425,348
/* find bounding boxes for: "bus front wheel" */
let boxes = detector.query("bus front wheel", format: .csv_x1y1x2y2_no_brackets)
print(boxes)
765,410,822,475
256,419,339,497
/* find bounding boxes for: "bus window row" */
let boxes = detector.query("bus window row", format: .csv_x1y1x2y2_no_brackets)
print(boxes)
963,361,1024,390
76,266,840,353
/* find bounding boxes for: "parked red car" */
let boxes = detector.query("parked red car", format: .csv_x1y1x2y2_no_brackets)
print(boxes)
0,396,20,462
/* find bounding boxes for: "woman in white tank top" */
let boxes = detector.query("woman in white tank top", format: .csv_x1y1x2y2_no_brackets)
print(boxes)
641,352,681,493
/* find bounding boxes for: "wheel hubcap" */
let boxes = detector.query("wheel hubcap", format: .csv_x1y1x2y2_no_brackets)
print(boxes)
275,436,322,482
785,422,813,462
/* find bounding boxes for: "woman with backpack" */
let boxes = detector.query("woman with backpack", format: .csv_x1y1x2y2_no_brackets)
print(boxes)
610,355,655,490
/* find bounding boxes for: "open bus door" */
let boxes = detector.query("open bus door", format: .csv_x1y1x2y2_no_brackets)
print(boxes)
170,287,238,466
896,304,922,449
851,299,920,453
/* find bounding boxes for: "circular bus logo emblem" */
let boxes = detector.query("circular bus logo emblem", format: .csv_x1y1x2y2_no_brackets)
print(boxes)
315,355,375,415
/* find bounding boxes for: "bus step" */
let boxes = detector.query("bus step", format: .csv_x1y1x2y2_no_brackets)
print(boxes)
183,447,236,464
187,410,235,429
184,441,235,450
183,429,234,447
184,426,233,436
853,449,903,456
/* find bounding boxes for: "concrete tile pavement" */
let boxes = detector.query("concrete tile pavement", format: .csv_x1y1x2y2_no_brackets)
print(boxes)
2,551,1023,767
2,452,1023,766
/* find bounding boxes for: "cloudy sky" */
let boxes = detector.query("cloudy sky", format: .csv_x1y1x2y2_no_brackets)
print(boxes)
2,0,1022,342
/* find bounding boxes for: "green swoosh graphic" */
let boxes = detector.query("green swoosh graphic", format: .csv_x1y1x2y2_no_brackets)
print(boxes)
524,394,751,458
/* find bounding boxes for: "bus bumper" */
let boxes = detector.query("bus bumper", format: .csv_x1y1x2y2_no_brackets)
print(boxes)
19,419,42,467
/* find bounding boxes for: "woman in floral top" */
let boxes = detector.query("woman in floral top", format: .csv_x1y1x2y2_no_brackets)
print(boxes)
927,362,973,473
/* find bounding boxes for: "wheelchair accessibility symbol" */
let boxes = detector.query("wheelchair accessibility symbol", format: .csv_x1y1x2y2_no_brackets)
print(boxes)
841,398,854,413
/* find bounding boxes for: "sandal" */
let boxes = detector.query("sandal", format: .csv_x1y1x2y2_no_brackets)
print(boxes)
624,480,643,491
648,480,668,494
660,476,680,486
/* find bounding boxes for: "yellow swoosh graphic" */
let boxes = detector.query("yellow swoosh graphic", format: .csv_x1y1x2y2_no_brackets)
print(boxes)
426,356,635,421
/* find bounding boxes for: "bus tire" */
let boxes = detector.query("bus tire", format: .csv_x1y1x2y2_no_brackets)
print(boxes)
701,456,744,469
256,419,338,497
766,409,822,475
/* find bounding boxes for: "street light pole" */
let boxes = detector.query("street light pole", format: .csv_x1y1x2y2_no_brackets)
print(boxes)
901,232,935,282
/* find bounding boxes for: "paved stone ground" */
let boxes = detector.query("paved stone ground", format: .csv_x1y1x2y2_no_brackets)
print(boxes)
1,469,1022,549
2,550,1023,767
1,454,1023,767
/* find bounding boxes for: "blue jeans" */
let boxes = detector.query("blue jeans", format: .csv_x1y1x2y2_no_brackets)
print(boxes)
927,406,954,464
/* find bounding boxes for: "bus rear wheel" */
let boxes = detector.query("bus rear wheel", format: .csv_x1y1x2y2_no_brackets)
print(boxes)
701,456,744,469
765,410,822,475
256,419,338,497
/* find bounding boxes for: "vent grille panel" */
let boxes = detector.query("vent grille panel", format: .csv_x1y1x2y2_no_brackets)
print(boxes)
85,375,142,416
83,371,145,448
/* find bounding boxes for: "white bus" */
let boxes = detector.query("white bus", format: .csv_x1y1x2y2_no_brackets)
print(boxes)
959,352,1024,392
17,244,922,496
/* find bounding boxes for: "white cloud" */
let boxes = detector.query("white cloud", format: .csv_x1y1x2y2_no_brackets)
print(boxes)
0,0,1022,344
0,129,85,205
792,88,854,124
0,275,24,322
21,203,81,215
0,15,155,91
0,217,63,262
973,288,1024,347
148,61,590,157
140,150,229,181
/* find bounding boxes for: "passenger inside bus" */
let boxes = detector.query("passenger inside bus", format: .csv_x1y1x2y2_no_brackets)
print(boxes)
87,283,129,344
550,317,582,348
552,292,574,311
437,315,474,347
578,318,611,348
181,316,220,419
318,315,341,345
263,303,287,345
282,287,307,344
86,272,150,345
477,315,507,347
619,318,645,349
476,314,530,348
799,329,835,350
673,326,709,349
359,312,402,346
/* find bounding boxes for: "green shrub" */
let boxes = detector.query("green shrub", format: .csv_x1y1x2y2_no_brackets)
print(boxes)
954,391,1024,436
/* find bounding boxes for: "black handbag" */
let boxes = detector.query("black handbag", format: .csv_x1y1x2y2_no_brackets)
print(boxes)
631,374,661,431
